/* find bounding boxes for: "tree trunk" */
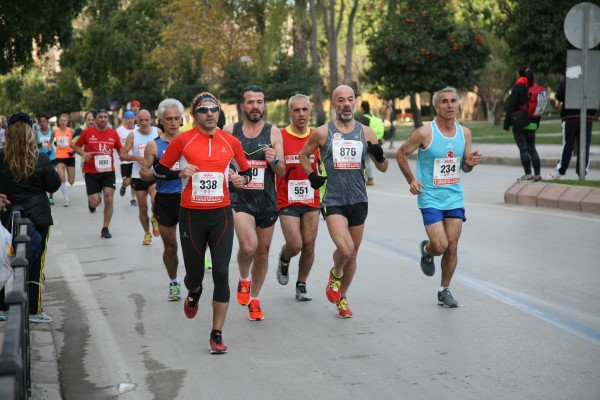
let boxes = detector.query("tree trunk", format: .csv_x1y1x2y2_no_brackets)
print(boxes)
411,92,423,129
322,0,344,92
309,0,326,125
293,0,310,63
343,0,359,86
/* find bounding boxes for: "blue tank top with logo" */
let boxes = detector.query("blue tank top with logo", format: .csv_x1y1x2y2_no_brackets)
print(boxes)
416,121,465,210
155,137,182,194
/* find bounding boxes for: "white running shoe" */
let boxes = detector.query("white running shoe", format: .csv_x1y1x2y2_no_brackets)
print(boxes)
547,171,564,180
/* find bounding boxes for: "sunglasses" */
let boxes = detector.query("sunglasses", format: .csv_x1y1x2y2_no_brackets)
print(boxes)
196,105,220,114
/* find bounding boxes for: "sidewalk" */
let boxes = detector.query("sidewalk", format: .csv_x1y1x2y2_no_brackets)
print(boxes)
1,143,598,400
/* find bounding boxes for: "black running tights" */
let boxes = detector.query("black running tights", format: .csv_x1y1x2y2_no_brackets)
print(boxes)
179,206,234,302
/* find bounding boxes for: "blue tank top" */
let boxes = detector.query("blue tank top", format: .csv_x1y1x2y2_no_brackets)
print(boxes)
416,120,465,210
37,127,55,160
155,137,182,194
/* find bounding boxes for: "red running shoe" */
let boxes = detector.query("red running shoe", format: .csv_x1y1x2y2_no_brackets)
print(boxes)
236,279,251,306
209,337,228,354
183,288,201,319
248,299,264,321
337,297,353,318
325,267,342,303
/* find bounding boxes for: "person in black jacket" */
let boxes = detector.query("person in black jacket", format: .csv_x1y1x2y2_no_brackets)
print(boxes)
504,66,542,181
0,112,61,323
547,76,598,179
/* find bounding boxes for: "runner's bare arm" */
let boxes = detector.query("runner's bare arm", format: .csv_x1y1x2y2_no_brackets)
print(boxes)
396,125,429,195
268,126,286,177
119,133,136,162
140,140,157,181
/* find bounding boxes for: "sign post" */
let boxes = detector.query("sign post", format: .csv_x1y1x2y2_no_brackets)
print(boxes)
564,2,600,180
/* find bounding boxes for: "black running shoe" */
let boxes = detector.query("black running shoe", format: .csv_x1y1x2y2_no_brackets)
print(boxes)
101,227,112,239
420,240,435,276
89,205,96,213
119,185,126,196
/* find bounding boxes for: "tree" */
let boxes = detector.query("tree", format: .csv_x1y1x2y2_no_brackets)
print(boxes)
44,68,85,116
504,0,600,75
321,0,360,90
309,0,326,125
266,55,319,101
475,33,513,124
366,0,489,126
219,62,261,119
0,0,87,74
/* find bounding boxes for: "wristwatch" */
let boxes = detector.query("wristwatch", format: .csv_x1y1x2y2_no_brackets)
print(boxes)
270,156,279,167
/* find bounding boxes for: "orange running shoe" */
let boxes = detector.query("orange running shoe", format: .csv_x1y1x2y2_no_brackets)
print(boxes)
248,299,264,321
151,216,160,237
236,279,251,306
337,297,353,318
325,267,342,303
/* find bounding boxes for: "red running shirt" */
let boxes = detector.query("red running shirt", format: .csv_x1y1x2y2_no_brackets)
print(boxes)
159,127,250,210
276,126,320,211
76,127,123,174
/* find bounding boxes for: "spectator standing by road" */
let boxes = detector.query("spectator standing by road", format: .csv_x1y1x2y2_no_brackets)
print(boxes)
504,65,542,182
0,112,61,322
548,76,598,179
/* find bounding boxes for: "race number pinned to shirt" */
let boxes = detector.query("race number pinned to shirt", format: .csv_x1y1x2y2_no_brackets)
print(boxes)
433,157,460,186
244,160,267,189
40,137,50,149
332,139,362,169
287,180,314,203
94,155,112,172
191,172,224,203
137,143,147,156
57,136,70,148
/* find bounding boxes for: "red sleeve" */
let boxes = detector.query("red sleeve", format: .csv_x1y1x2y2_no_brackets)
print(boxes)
159,133,184,169
76,129,89,145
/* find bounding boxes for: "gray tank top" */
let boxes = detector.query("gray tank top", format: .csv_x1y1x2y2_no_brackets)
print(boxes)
230,122,277,212
320,121,368,207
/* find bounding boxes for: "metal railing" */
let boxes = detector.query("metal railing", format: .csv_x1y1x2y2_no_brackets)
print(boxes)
0,213,32,399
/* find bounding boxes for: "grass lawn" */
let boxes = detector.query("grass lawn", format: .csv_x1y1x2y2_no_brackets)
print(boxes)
545,179,600,188
390,119,600,145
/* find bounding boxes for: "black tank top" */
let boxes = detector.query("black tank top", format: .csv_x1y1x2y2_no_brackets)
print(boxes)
230,122,277,212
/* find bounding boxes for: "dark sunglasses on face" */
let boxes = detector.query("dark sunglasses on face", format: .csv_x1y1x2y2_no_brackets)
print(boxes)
196,105,220,114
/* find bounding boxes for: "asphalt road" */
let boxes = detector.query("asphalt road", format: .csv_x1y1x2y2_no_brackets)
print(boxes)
41,161,600,400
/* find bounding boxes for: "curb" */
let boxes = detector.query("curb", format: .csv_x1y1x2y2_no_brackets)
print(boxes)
504,181,600,214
